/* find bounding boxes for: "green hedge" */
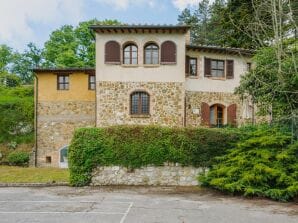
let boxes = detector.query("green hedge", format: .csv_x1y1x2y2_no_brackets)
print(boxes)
199,126,298,201
69,125,239,186
7,151,30,166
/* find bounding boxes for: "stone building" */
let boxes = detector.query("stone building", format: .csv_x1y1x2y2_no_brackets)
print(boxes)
33,25,254,167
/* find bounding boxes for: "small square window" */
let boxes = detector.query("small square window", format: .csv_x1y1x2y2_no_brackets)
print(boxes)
46,156,52,163
57,75,69,90
88,75,95,90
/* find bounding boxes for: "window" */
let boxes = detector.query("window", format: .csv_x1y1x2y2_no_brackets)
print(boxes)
105,41,121,64
46,156,52,164
130,91,150,115
123,44,138,64
59,146,68,168
211,60,225,77
144,43,159,64
160,41,176,64
210,104,225,127
88,75,95,90
189,58,197,76
57,75,69,90
247,63,252,71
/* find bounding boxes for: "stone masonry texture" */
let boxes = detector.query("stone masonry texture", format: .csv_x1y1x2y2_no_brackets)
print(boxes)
91,164,205,186
96,81,185,127
37,101,95,167
185,91,243,127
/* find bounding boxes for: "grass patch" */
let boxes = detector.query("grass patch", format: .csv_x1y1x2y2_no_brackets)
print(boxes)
0,166,69,183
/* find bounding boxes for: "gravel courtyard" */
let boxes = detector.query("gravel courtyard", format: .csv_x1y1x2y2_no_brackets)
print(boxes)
0,186,297,223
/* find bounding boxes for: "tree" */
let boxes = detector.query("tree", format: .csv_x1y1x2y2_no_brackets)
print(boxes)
0,73,21,87
11,43,43,84
43,19,121,68
235,0,298,139
0,45,13,72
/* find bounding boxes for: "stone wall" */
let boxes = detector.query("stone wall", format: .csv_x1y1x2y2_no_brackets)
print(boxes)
37,101,95,167
91,164,205,186
97,81,184,127
185,91,244,127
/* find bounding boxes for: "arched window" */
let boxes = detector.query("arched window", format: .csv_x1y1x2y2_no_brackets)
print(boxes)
105,41,120,64
210,104,225,127
123,44,138,64
59,146,68,168
161,41,176,64
144,43,159,64
130,91,150,115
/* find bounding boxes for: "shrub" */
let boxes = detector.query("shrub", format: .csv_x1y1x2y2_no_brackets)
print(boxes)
7,151,30,166
199,126,298,201
68,125,239,186
0,86,34,144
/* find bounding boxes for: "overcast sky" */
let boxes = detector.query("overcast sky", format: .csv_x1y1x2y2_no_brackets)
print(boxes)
0,0,201,52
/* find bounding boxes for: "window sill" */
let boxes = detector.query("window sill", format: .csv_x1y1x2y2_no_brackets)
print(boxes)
206,77,226,81
187,75,199,79
121,64,139,68
143,64,160,68
130,114,151,118
160,62,176,65
105,62,121,65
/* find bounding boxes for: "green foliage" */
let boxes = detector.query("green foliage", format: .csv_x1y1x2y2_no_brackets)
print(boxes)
68,126,239,186
7,151,30,166
43,19,121,68
11,43,43,84
178,0,263,48
0,45,13,72
236,40,298,139
0,86,34,144
0,73,21,87
199,126,298,201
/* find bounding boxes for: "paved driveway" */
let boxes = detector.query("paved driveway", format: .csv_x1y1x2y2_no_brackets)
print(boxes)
0,186,297,223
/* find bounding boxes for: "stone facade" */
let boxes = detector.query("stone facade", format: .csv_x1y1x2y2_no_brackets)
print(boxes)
91,164,205,186
37,101,95,167
185,91,244,127
97,81,185,127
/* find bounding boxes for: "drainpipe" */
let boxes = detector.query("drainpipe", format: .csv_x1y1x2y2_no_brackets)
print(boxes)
89,28,97,127
33,72,38,167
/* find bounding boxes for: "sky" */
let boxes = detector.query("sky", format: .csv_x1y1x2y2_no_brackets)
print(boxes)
0,0,202,52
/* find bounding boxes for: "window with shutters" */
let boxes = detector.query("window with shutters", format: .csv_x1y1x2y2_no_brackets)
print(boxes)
88,75,95,90
189,58,197,76
210,104,225,127
211,59,225,77
105,41,120,64
144,43,159,65
130,91,150,115
57,75,69,90
123,44,138,65
160,41,176,64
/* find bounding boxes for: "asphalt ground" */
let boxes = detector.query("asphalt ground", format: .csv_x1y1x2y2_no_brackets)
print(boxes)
0,186,297,223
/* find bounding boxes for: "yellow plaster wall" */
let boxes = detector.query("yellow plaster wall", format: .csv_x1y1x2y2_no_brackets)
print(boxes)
37,72,95,101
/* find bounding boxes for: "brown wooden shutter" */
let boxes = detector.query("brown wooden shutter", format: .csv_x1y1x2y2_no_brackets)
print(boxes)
161,41,176,64
105,41,120,64
185,56,190,75
226,60,234,79
227,104,237,126
201,102,210,126
204,58,211,77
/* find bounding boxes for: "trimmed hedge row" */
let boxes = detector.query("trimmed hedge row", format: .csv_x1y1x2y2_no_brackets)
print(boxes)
68,125,240,186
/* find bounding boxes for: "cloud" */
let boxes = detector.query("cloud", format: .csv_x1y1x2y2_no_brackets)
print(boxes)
94,0,156,10
0,0,85,51
172,0,201,11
